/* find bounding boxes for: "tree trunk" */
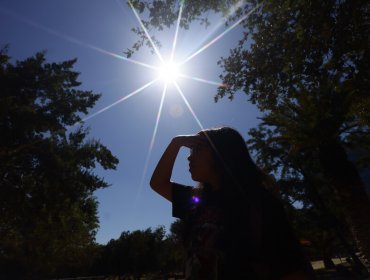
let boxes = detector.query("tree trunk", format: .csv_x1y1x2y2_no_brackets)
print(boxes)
304,173,366,271
318,138,370,271
303,176,367,271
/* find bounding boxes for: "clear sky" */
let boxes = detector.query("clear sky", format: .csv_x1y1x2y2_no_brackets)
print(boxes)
0,0,261,244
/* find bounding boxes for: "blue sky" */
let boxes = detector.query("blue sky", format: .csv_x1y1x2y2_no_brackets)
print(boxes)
0,0,261,244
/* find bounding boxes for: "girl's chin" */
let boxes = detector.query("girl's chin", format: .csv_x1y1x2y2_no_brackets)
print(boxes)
190,173,201,182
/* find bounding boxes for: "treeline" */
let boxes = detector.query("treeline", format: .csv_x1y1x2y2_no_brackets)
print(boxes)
91,226,184,278
1,219,362,279
33,225,186,279
2,224,185,279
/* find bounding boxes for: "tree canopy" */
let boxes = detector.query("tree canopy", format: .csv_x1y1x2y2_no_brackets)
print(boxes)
0,47,119,278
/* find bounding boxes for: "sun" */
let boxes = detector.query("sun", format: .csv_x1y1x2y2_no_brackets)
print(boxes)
81,0,256,123
158,61,180,84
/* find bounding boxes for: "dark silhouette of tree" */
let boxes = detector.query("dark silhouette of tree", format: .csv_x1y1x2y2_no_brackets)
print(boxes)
93,226,181,278
248,123,368,271
128,0,370,266
0,47,119,278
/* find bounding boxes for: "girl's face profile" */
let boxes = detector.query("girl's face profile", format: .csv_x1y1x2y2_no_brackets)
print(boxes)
187,135,216,183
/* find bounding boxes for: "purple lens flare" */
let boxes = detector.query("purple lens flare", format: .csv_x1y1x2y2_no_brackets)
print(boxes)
192,195,200,204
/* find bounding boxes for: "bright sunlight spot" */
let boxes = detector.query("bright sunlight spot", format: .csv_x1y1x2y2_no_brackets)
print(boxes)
158,61,180,84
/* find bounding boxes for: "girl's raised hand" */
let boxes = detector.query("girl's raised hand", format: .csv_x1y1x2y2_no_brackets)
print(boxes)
173,134,207,149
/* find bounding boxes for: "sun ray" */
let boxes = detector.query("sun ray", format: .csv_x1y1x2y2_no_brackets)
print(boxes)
180,3,261,66
182,0,245,60
135,84,168,204
148,84,168,159
170,0,185,62
174,82,205,131
128,0,164,63
79,79,158,124
0,5,157,71
178,73,228,88
88,46,158,70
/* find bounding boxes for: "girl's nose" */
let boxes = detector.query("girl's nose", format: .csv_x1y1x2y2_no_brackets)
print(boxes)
187,153,192,161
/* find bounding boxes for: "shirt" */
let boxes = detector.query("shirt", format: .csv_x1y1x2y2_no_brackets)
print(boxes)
171,182,314,280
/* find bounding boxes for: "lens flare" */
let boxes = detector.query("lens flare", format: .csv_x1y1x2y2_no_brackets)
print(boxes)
192,196,200,204
178,73,228,88
0,5,156,71
79,79,158,124
180,3,262,66
170,0,184,61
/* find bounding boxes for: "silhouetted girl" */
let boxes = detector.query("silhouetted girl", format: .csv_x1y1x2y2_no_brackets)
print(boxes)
151,127,314,279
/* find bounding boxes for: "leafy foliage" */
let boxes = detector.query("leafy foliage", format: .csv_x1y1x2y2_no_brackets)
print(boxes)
93,226,183,276
0,47,118,278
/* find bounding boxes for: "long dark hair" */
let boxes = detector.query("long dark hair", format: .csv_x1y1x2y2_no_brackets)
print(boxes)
198,127,265,205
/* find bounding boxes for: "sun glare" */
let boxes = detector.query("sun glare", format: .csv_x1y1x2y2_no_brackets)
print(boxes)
158,61,180,84
73,0,260,206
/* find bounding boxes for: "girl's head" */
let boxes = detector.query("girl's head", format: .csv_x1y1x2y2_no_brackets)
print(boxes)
187,127,263,194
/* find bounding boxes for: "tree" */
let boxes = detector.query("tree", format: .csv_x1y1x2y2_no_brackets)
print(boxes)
0,47,119,278
95,227,169,277
128,0,370,265
248,117,367,271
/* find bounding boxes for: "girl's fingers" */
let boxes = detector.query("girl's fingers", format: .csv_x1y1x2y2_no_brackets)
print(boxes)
174,135,206,148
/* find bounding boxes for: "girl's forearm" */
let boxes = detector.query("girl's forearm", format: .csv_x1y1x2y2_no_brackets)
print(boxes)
150,138,181,201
